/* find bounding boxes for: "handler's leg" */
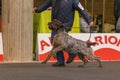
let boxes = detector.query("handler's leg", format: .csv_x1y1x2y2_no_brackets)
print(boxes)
66,52,76,64
52,51,65,67
51,30,65,67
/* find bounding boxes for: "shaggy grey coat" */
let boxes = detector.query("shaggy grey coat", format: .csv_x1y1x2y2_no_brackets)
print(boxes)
41,19,102,67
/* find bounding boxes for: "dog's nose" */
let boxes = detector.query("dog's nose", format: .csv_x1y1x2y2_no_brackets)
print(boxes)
48,22,50,25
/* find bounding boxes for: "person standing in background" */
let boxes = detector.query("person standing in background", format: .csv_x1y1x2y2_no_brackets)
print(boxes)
33,0,93,67
114,0,120,32
80,12,92,33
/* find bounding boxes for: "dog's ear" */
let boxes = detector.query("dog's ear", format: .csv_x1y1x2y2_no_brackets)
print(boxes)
65,27,71,32
59,23,64,27
48,22,53,30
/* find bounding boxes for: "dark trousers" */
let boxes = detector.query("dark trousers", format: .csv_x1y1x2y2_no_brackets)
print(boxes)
116,17,120,33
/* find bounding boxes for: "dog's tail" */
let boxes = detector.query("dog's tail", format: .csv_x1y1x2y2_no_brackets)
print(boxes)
87,42,98,47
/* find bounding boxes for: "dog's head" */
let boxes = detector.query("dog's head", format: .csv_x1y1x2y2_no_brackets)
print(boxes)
48,19,64,30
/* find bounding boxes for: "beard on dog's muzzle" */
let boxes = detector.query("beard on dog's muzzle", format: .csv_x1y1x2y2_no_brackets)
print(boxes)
48,22,52,29
48,22,51,25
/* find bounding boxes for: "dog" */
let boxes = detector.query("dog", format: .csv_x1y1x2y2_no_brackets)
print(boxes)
41,19,103,68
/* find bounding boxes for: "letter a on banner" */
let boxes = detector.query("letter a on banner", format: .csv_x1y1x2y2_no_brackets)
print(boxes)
40,40,50,51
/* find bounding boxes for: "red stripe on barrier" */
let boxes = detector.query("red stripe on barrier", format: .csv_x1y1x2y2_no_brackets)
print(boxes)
95,48,120,60
0,54,3,61
38,48,120,61
39,52,87,62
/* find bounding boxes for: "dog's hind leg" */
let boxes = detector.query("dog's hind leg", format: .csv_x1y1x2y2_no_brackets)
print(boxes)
77,53,88,67
85,48,103,68
88,55,103,68
41,46,63,64
94,56,103,68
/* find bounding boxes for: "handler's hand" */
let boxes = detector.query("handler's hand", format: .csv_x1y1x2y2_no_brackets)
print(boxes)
32,7,37,13
88,21,94,27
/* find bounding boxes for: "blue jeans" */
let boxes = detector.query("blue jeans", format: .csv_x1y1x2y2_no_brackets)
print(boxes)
51,30,75,64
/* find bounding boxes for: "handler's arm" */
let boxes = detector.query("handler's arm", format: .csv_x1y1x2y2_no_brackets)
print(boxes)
34,0,51,13
73,0,93,26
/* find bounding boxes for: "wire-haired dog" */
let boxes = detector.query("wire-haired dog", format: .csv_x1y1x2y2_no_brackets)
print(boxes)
41,19,102,68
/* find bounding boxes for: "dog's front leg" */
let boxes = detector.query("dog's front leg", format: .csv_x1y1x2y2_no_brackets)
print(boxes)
41,48,54,64
41,46,63,64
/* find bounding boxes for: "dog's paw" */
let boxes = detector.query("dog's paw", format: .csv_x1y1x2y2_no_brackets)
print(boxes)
41,61,46,64
78,65,84,68
98,65,103,68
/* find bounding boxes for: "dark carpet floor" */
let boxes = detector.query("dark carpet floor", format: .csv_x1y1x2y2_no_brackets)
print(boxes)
0,61,120,80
